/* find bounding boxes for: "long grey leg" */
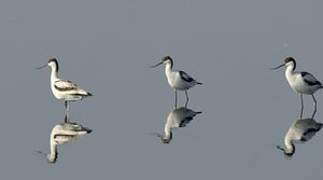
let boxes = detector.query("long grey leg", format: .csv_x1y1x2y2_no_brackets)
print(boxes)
300,94,304,120
174,90,178,108
185,90,189,107
312,95,317,119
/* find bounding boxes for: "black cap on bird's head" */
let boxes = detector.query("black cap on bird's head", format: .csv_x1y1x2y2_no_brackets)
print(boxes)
271,56,296,71
149,132,173,144
36,57,59,72
276,144,295,158
162,56,172,62
48,58,58,65
47,153,58,164
151,56,174,68
284,57,295,64
161,132,173,144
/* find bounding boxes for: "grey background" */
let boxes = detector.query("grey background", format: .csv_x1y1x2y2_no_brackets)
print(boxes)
0,0,323,179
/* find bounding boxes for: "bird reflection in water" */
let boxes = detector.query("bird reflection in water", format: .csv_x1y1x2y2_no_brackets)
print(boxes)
35,115,92,163
276,118,322,157
151,107,202,144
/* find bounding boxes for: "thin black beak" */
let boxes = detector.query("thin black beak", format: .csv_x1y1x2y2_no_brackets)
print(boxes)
150,61,163,68
271,63,285,70
36,64,47,70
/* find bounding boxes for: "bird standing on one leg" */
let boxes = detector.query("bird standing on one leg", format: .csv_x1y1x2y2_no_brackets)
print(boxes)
37,58,93,121
151,56,202,107
272,57,322,119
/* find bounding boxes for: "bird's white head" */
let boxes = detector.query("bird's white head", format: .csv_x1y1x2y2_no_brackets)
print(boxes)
271,57,296,71
151,56,173,69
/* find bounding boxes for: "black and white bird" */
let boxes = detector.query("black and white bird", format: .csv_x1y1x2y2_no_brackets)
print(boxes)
151,56,202,107
276,118,322,157
36,121,92,163
37,58,93,120
272,57,322,119
151,107,202,144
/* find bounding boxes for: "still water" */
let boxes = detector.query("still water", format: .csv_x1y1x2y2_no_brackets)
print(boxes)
0,0,323,179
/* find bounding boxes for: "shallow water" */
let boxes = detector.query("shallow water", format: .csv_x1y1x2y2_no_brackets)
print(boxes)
0,0,323,179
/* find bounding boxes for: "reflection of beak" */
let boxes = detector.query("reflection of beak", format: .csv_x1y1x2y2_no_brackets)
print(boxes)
150,61,163,68
276,145,284,152
148,132,163,138
36,64,47,70
271,63,285,70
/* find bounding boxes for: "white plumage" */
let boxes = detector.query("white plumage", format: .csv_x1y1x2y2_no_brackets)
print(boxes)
152,107,202,144
272,57,322,119
151,56,202,107
37,121,92,163
277,118,322,157
38,58,93,120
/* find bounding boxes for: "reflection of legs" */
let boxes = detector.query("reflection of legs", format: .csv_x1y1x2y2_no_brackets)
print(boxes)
299,94,304,119
185,90,189,107
174,90,178,108
64,101,70,122
64,113,68,123
312,95,317,119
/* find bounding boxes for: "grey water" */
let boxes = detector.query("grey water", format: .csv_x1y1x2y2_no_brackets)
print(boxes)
0,0,323,179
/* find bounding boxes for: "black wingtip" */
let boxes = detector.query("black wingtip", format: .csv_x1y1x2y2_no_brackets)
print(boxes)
87,92,94,96
197,82,203,85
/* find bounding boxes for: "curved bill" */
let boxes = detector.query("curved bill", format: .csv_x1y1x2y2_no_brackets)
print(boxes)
271,64,285,70
150,61,163,68
36,64,47,70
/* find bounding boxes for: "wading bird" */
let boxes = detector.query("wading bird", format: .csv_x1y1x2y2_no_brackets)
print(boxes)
272,57,322,119
37,58,93,120
151,56,202,107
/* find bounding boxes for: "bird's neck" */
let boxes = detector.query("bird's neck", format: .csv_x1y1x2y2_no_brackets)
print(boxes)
164,124,172,140
50,66,59,83
48,139,58,162
285,65,295,81
284,138,295,154
165,63,173,79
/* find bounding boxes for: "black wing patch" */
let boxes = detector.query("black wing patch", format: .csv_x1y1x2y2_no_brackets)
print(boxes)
179,117,194,127
303,128,320,136
179,71,194,83
301,72,322,86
